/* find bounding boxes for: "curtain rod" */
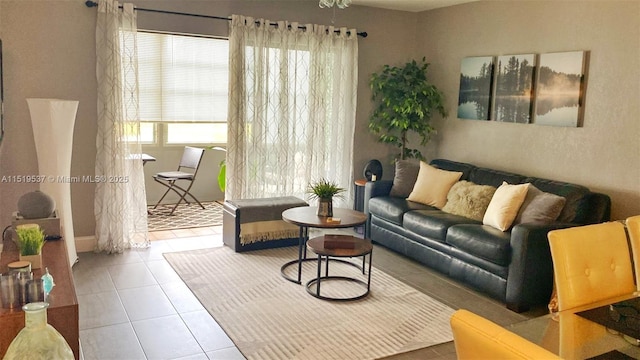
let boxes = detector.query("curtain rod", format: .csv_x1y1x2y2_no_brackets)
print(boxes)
84,1,367,38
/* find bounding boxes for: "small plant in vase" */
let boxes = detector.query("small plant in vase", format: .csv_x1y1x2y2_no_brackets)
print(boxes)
15,224,45,269
307,178,345,217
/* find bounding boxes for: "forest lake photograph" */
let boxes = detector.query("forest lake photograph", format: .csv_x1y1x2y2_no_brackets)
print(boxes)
457,51,587,127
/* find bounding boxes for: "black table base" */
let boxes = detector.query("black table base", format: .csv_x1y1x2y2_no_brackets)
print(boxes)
305,252,372,301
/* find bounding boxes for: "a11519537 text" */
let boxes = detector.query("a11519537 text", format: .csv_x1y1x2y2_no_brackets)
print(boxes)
1,175,130,183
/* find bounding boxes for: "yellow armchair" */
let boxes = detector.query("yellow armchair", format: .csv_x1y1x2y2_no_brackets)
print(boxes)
548,222,635,312
450,309,560,359
626,215,640,291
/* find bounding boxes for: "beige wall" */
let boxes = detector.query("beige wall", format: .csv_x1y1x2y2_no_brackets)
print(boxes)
0,1,98,236
418,0,640,221
0,0,417,237
0,0,637,240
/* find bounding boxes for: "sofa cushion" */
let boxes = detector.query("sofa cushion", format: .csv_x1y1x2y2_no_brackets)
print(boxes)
389,159,420,198
469,167,527,188
525,177,589,223
442,181,497,221
430,159,476,181
483,182,529,231
446,224,512,266
407,162,463,209
404,210,480,242
369,196,434,226
513,185,566,225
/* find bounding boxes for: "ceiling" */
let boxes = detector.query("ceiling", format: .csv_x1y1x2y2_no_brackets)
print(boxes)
350,0,480,12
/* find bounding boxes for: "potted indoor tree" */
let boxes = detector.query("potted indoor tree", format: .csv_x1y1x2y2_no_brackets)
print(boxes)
307,178,346,217
369,57,447,160
14,223,46,269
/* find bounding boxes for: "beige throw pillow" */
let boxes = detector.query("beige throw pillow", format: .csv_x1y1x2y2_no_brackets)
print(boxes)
483,182,530,231
442,181,497,221
407,161,463,209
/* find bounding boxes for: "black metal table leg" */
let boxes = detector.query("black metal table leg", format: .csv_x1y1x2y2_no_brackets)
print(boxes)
281,226,315,284
367,252,372,291
316,254,322,296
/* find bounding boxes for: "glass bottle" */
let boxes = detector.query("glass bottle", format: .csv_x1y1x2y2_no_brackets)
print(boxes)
3,302,74,360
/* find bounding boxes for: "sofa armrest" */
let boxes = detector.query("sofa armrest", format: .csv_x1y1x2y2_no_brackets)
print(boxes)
363,180,393,215
505,222,576,312
364,180,393,238
578,192,611,224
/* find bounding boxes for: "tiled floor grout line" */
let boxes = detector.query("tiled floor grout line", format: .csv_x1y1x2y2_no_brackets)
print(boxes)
140,239,215,359
75,226,246,360
76,224,533,360
150,256,211,358
157,229,242,359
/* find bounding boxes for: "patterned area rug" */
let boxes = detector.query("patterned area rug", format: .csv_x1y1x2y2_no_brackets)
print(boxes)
147,201,223,231
164,246,455,359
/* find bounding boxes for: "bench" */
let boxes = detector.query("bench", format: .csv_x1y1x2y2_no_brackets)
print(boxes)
222,196,309,252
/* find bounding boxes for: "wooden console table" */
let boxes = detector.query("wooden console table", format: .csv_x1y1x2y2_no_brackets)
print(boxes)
0,237,79,359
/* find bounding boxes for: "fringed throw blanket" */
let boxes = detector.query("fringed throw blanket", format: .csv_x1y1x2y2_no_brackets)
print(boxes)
239,220,300,245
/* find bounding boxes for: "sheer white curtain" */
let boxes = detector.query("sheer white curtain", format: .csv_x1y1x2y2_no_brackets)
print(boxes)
227,15,358,207
95,0,149,253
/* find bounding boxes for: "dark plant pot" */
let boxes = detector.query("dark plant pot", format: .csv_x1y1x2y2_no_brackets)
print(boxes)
316,198,333,217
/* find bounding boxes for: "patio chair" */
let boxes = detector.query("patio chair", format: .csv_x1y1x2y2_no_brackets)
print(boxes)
152,146,206,216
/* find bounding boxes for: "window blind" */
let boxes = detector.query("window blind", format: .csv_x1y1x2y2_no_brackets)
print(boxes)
137,32,229,123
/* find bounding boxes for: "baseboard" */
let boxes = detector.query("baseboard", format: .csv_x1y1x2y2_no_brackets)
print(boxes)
75,235,96,253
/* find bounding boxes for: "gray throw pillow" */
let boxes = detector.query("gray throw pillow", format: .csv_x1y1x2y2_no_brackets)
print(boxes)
389,160,420,198
513,185,566,225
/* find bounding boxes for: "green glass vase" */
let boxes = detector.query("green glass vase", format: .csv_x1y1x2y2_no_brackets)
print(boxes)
4,302,74,360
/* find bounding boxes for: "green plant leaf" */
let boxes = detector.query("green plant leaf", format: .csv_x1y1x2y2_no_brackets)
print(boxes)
369,58,447,160
206,146,227,194
15,224,45,256
306,178,345,200
217,161,226,192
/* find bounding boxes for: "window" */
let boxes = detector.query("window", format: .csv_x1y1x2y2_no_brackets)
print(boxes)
137,31,229,145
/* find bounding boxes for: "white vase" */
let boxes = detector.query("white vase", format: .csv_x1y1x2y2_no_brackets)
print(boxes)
26,99,79,266
3,302,74,360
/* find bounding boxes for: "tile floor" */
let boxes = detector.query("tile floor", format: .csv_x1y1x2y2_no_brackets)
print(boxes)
73,226,545,360
74,226,245,360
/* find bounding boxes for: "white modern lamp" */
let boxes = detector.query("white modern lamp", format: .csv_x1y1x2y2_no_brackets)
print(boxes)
26,98,79,266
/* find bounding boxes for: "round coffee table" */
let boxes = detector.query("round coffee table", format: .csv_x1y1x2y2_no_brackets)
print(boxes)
281,207,367,284
305,235,373,301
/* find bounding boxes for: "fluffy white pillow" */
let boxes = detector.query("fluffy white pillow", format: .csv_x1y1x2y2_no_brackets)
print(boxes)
407,161,463,209
483,182,530,231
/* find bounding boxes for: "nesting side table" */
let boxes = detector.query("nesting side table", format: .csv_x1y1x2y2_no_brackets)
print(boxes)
281,207,367,284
